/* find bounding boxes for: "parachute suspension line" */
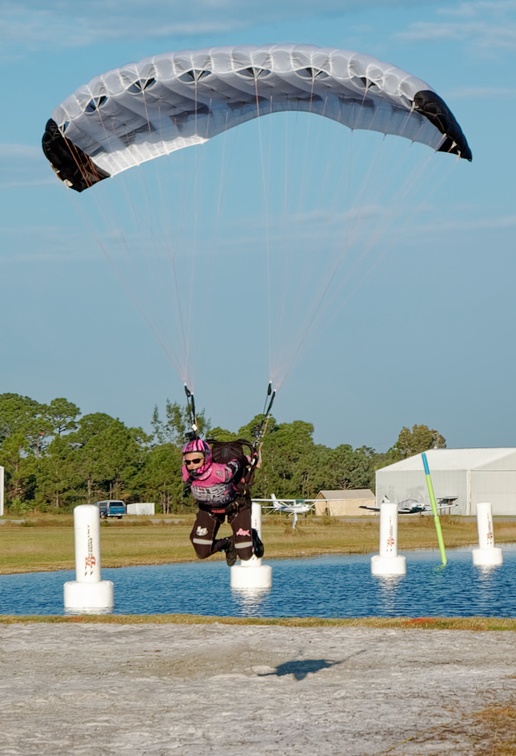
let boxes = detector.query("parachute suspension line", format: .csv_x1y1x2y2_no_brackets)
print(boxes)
184,384,199,439
269,83,393,385
181,80,204,384
75,83,199,385
140,95,184,373
64,140,94,191
269,126,444,386
144,97,193,387
268,87,326,389
267,122,369,385
259,380,276,441
248,381,277,479
83,99,191,382
312,137,428,321
253,80,275,377
301,146,450,344
68,189,187,380
273,111,295,370
165,79,211,386
292,84,430,356
215,111,232,222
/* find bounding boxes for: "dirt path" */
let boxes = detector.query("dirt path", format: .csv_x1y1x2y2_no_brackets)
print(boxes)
1,623,515,754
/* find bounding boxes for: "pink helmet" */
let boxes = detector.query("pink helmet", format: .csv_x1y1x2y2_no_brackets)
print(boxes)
182,438,212,475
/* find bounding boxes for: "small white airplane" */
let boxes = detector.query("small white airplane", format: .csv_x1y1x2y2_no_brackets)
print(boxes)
253,493,317,528
360,495,458,515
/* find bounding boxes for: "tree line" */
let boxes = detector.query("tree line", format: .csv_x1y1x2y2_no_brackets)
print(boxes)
0,393,446,514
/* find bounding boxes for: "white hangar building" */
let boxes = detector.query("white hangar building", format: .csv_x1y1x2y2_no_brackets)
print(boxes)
376,448,516,516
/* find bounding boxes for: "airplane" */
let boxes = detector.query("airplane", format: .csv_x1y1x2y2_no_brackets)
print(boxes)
252,493,318,528
359,495,458,515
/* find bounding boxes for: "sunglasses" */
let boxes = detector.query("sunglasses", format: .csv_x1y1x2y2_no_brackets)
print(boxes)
185,457,203,466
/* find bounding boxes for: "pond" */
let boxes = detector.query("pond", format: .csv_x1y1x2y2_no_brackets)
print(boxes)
1,546,515,618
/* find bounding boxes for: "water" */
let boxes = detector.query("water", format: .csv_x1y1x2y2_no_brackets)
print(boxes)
1,547,515,618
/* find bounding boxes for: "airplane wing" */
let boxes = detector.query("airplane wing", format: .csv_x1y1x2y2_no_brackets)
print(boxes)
253,496,317,515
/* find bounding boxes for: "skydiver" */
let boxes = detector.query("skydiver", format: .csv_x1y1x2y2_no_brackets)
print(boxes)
182,439,264,566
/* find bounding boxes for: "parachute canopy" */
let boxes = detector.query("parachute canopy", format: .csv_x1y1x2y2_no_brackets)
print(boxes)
42,44,472,191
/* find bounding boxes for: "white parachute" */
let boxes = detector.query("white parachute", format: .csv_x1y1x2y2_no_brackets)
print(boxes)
42,45,471,397
43,44,471,192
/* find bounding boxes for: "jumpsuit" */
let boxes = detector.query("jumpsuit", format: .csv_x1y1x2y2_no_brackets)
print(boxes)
184,458,254,561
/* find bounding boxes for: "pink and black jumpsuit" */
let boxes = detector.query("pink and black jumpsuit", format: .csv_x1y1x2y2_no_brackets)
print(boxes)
183,459,254,561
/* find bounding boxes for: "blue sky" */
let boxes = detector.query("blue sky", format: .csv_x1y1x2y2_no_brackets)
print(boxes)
1,0,516,452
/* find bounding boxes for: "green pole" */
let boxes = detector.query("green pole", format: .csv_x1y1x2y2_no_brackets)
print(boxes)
422,452,447,566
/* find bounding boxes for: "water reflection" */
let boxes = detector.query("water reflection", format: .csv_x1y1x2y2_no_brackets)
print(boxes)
0,546,514,618
232,588,271,617
376,576,403,615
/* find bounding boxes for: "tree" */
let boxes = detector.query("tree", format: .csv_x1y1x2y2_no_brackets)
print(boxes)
389,424,446,462
69,413,148,502
0,392,51,458
151,400,210,445
208,426,237,442
135,443,184,513
35,435,83,510
0,431,38,507
0,394,51,505
0,393,43,443
44,397,80,437
289,443,334,496
81,420,148,500
255,420,316,498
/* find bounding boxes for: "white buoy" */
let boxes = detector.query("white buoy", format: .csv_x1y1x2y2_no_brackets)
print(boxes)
472,501,503,567
64,504,114,612
371,501,406,576
230,502,272,590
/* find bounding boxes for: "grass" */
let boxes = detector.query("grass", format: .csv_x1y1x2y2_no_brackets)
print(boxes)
470,704,516,755
0,614,515,629
0,512,515,575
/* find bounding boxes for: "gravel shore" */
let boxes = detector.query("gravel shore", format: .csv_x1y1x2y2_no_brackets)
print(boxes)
1,623,515,755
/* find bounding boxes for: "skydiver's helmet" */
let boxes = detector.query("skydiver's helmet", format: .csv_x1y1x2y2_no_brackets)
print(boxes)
182,438,212,476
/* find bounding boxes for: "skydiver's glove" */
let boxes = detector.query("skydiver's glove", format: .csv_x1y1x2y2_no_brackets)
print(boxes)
182,482,191,498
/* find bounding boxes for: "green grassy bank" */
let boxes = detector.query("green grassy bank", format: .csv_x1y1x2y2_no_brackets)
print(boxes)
1,513,515,575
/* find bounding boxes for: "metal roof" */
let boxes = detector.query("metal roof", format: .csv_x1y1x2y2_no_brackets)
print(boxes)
378,448,516,473
317,489,374,499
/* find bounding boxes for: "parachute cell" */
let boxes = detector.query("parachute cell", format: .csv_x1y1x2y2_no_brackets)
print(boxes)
42,44,472,191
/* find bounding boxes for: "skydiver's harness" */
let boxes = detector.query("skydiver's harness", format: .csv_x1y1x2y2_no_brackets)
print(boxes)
183,383,275,517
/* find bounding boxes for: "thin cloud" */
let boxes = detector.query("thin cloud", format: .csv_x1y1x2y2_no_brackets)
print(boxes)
438,1,516,19
0,144,41,159
0,1,441,52
417,213,516,234
447,85,516,98
396,2,516,52
0,144,53,190
0,225,101,264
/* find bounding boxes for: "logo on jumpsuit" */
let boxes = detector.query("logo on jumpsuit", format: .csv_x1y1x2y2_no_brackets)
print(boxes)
236,528,251,537
196,526,208,536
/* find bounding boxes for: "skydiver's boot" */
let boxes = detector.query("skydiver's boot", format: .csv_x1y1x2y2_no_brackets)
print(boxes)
224,537,237,567
252,529,264,558
212,537,229,555
212,537,237,566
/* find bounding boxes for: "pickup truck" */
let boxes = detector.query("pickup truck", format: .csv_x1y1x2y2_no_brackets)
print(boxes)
93,500,126,519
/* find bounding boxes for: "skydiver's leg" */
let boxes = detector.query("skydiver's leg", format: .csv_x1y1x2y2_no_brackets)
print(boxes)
228,502,254,561
190,510,227,559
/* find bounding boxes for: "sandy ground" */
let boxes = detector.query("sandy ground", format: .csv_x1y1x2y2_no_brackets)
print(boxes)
0,623,515,755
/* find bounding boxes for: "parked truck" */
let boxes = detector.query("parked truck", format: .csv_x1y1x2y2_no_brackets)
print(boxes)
93,500,126,519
